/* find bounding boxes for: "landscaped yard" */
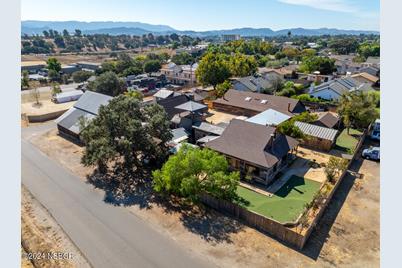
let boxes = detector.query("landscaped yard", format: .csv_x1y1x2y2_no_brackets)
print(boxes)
335,128,363,153
236,175,321,223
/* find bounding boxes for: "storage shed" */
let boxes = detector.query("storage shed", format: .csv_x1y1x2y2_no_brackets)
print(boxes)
294,121,338,151
52,90,84,104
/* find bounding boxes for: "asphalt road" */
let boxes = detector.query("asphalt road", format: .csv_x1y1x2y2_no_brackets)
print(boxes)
21,126,213,268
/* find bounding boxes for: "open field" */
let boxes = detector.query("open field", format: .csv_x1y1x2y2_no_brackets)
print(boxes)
335,128,363,153
236,176,321,223
26,125,379,267
21,47,174,65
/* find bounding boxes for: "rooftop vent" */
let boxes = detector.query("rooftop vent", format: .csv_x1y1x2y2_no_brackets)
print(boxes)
261,99,268,104
245,97,252,101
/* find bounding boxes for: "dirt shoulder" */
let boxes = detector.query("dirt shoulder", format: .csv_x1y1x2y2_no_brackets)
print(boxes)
29,127,380,268
21,185,91,268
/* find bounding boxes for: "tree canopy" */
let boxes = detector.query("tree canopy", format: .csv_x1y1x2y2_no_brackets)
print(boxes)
46,57,61,72
87,71,126,96
337,91,379,132
143,60,161,74
152,145,240,202
195,52,231,89
80,95,172,174
72,70,93,83
299,56,335,75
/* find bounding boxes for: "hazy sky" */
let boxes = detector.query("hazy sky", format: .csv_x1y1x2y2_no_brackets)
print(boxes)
21,0,380,31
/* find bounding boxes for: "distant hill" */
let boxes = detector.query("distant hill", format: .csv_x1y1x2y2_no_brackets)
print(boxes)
21,20,175,34
21,20,379,36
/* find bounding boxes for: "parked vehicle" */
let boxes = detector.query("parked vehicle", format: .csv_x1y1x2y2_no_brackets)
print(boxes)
371,130,380,141
362,146,380,161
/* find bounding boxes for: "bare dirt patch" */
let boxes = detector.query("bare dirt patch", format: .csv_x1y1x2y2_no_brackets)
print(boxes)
21,186,91,268
30,129,93,178
30,128,379,267
205,109,239,125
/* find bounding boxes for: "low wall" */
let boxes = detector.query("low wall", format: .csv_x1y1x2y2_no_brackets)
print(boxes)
27,109,68,123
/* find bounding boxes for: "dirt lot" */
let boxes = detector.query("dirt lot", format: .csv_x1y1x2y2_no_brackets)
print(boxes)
22,100,75,116
30,128,379,268
30,129,93,178
21,186,91,268
205,109,240,125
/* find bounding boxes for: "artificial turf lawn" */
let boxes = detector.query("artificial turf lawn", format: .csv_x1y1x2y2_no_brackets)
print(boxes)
236,175,321,223
335,128,363,153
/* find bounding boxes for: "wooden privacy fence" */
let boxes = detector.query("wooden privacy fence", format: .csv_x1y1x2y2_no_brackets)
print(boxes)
200,128,369,249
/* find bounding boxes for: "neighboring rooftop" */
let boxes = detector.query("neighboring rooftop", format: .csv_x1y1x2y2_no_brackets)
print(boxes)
192,122,226,136
351,72,379,84
175,101,207,113
295,121,338,141
313,112,340,129
153,89,175,99
206,119,299,169
246,108,292,127
170,128,190,144
213,89,305,115
310,77,373,96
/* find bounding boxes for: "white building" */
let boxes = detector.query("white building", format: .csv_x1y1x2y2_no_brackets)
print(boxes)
160,62,198,85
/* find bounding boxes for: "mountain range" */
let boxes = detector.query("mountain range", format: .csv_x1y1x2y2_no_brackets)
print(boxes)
21,20,379,37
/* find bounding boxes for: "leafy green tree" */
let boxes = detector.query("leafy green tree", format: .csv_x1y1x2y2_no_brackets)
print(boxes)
88,71,126,96
282,47,300,60
152,145,240,202
301,48,316,58
228,53,257,77
171,52,194,65
276,121,304,139
215,80,231,98
337,91,379,133
42,30,49,38
143,60,161,74
325,157,348,183
357,42,380,59
21,70,29,89
46,57,61,72
62,29,69,37
72,70,93,83
48,69,60,82
51,82,62,95
80,95,172,174
196,52,231,89
125,90,143,101
74,29,82,37
299,56,335,75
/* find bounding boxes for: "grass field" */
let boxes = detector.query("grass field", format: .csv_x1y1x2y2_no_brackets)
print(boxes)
335,128,363,153
236,176,321,223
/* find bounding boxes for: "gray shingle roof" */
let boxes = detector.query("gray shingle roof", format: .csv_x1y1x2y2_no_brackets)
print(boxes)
294,121,338,141
174,101,207,112
74,91,112,115
192,122,225,136
206,119,299,168
213,89,305,115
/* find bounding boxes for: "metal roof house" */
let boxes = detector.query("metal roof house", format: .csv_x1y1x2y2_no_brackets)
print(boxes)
309,77,374,101
294,121,338,151
55,91,112,142
246,108,292,127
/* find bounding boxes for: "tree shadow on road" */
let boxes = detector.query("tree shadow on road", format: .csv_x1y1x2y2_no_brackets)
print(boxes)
86,169,244,244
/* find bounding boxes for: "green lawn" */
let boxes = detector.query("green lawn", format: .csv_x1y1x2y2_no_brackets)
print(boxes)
236,176,321,223
335,128,363,153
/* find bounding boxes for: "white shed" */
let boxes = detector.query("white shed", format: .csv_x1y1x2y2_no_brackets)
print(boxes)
53,90,84,104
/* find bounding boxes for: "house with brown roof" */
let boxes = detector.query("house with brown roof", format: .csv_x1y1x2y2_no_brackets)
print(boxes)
312,112,340,129
212,89,306,117
205,119,299,185
351,72,379,86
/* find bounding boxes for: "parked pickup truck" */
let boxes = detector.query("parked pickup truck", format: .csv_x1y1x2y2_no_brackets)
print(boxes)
362,146,380,161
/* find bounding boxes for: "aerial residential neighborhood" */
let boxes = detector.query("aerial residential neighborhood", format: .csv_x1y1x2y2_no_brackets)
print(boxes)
16,1,383,268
